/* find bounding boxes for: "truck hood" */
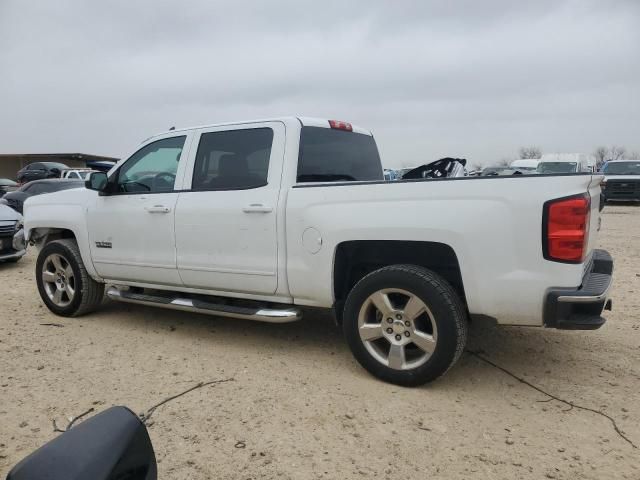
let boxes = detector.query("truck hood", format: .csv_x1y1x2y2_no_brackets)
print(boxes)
0,204,22,222
604,174,640,182
23,187,90,217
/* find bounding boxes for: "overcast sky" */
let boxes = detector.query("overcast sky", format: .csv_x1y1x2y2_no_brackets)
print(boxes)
1,0,638,167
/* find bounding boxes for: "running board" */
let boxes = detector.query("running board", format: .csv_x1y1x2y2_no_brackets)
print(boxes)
106,286,302,323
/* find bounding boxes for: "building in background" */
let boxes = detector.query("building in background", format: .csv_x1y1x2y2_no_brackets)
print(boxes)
0,153,118,180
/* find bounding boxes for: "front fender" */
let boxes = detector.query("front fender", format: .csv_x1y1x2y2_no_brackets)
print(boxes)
24,194,102,282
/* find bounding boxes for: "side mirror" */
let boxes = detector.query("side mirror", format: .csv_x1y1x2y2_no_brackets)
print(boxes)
86,171,109,192
6,406,157,480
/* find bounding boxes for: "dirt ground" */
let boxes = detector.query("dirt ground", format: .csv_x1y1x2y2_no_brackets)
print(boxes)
1,205,639,479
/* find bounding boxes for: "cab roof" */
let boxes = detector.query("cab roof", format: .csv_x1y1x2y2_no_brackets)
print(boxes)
149,117,372,141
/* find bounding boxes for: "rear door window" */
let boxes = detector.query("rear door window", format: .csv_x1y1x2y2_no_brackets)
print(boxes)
297,127,383,182
191,128,273,191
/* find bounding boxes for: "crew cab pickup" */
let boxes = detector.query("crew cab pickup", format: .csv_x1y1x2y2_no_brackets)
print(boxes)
601,160,640,202
23,117,613,386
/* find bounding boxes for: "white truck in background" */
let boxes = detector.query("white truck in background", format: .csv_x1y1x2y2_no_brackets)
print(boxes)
23,117,613,386
537,153,597,174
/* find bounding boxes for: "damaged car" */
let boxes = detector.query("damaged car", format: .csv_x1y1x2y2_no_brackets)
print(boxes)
401,157,467,179
0,203,26,263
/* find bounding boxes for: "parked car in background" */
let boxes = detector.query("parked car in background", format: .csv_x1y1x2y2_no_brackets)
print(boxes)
86,160,117,172
16,162,69,184
383,169,401,181
0,178,18,197
510,159,539,172
0,179,84,214
480,166,511,176
537,153,596,174
60,168,97,180
24,117,612,387
601,160,640,203
0,204,26,263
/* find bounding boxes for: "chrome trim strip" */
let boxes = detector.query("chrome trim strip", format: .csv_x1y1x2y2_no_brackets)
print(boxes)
557,279,612,303
106,287,302,323
0,249,26,261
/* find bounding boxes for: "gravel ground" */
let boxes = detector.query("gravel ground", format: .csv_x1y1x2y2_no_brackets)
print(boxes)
1,205,639,479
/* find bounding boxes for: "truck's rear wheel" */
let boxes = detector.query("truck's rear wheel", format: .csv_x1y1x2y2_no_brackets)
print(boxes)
36,239,104,317
343,264,467,386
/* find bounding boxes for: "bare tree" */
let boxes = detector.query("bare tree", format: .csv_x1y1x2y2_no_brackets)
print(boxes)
594,145,631,168
610,146,626,160
496,157,513,167
623,150,640,160
518,146,542,159
594,146,608,168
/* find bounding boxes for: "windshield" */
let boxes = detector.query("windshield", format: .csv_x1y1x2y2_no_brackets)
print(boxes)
602,162,640,175
297,127,383,182
536,162,577,174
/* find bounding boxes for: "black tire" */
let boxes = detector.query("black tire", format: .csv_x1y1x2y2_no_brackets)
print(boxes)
343,264,467,387
36,239,104,317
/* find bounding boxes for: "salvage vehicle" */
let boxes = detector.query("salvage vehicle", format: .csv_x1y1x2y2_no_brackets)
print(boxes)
16,161,68,183
601,160,640,203
400,157,466,179
24,117,613,386
0,178,84,214
0,204,26,263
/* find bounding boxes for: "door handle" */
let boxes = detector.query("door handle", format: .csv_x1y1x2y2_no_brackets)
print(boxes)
145,205,171,214
242,204,273,213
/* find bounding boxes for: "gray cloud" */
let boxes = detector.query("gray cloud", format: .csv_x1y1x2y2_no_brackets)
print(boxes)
1,0,638,167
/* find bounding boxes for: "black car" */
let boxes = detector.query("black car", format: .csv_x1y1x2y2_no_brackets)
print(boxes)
16,162,69,183
0,179,84,214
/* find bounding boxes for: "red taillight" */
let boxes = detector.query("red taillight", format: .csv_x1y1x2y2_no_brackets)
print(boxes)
544,194,590,263
328,120,353,132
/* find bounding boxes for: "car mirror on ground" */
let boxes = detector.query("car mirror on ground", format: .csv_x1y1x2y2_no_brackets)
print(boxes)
86,171,109,193
6,406,157,480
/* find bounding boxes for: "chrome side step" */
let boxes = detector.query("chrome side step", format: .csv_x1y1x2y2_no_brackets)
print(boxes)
106,286,302,323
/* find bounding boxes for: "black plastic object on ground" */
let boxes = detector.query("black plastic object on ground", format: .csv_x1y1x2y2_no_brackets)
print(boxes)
6,406,156,480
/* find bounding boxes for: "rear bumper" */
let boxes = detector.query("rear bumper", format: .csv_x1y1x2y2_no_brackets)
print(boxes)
543,249,613,330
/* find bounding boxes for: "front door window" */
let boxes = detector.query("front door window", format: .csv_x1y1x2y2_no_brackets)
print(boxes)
116,136,186,193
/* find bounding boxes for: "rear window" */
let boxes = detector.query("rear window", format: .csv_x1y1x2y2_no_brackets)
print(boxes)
297,127,383,183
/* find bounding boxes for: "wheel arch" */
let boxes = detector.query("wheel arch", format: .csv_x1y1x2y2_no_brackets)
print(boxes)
29,227,102,282
333,240,466,323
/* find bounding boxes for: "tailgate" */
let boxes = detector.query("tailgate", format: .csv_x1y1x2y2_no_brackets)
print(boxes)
586,174,604,263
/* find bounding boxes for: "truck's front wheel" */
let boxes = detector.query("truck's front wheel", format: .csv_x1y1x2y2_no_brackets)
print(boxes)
36,239,104,317
343,265,467,387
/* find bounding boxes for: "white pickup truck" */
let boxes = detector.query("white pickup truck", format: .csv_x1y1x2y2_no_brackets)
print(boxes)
23,117,613,386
